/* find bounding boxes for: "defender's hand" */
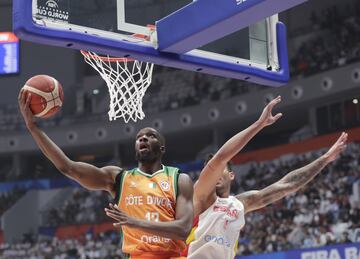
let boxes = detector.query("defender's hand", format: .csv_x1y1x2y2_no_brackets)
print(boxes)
323,132,348,163
105,203,137,228
18,89,35,129
257,95,282,127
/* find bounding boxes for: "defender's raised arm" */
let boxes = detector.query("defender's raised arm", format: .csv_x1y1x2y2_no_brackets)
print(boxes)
194,96,283,214
237,132,348,214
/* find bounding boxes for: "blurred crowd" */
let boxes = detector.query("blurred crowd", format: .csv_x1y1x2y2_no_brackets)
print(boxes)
290,3,360,77
142,70,263,114
44,189,112,227
0,232,123,259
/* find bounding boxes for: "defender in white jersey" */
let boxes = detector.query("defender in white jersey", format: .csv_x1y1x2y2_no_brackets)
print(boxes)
185,96,348,259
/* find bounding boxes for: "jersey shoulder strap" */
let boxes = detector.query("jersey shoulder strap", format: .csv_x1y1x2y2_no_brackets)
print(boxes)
163,165,180,175
164,166,183,197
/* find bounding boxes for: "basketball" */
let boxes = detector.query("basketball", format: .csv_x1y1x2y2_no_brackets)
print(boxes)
22,75,64,119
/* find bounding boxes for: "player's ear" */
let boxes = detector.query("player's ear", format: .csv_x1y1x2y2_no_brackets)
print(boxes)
160,145,166,153
229,171,235,181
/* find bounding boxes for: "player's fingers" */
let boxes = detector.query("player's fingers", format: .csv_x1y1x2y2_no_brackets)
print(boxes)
336,143,347,156
338,132,345,140
273,113,283,121
104,207,112,213
105,211,123,221
106,207,124,217
20,89,27,105
104,208,122,216
268,96,281,108
342,132,348,142
106,213,120,221
109,203,121,213
275,95,281,102
109,203,121,212
25,93,31,107
113,204,126,214
110,205,125,216
18,88,24,102
339,139,347,147
336,132,347,146
271,95,281,103
105,207,117,214
333,132,344,145
341,132,347,139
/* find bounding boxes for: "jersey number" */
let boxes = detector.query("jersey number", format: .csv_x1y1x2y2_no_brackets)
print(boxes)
145,212,159,222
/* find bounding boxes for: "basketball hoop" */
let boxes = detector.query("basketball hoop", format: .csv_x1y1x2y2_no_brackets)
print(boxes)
80,26,156,123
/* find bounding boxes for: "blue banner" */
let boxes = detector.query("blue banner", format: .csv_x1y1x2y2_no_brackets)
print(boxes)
236,243,360,259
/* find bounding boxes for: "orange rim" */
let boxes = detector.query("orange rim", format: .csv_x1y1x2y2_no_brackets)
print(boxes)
80,24,155,63
80,50,135,62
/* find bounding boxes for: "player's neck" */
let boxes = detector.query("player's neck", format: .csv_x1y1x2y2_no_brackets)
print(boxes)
216,187,231,198
138,160,163,175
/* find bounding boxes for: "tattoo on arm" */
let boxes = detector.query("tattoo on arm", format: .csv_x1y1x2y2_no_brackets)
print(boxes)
238,156,329,214
281,156,328,191
258,188,287,207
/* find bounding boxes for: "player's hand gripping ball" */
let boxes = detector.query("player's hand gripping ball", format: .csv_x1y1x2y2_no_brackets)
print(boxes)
22,75,64,118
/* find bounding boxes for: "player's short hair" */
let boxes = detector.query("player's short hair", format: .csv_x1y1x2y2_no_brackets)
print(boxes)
157,131,166,146
204,153,233,172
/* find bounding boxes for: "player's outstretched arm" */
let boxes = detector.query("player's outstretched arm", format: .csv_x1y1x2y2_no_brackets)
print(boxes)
237,132,348,214
105,173,194,240
18,89,119,196
194,96,282,213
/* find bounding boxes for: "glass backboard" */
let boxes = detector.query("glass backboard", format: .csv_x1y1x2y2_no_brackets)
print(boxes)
32,0,277,70
13,0,293,86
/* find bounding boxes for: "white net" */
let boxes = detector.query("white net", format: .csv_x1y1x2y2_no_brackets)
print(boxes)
81,51,154,123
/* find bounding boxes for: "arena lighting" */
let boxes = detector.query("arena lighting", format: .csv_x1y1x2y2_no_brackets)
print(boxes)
93,89,100,95
353,99,359,104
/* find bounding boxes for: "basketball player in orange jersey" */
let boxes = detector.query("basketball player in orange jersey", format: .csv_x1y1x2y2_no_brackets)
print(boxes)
18,88,194,259
183,96,348,259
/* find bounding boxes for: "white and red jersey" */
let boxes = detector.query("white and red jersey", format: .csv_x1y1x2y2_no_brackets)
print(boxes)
185,196,245,259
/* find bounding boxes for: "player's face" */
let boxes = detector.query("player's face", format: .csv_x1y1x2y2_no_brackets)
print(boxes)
135,127,165,163
215,168,234,193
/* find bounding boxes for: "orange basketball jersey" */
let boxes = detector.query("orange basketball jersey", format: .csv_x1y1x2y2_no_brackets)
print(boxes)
115,166,185,258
